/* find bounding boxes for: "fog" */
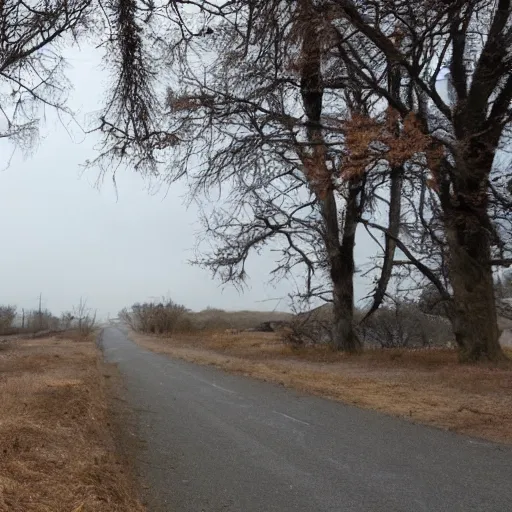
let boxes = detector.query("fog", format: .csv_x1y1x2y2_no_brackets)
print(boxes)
0,44,375,319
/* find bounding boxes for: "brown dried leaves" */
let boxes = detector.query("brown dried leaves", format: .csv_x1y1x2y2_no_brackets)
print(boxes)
342,109,442,187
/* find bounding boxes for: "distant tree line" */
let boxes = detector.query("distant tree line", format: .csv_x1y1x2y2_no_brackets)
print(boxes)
0,299,96,337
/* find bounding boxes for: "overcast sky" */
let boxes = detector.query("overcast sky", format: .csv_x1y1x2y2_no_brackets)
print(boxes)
0,43,377,319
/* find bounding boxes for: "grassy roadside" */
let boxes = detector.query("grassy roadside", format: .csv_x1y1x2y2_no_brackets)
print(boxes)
0,333,144,512
131,330,512,445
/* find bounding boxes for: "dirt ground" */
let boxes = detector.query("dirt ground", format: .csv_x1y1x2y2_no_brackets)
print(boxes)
131,331,512,445
0,334,144,512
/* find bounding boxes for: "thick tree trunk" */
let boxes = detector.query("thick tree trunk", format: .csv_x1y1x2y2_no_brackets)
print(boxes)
444,210,505,362
300,17,360,353
441,151,506,362
321,188,362,353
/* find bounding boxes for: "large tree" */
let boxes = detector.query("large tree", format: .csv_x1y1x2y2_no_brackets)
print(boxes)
319,0,512,361
93,0,512,361
154,0,372,351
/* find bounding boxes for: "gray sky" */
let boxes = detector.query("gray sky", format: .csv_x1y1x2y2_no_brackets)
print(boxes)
0,44,375,319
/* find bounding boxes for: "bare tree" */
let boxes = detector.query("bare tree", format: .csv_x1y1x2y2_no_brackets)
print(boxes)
73,297,96,336
294,2,363,352
91,0,238,176
0,0,91,153
89,1,437,354
89,0,511,362
317,0,512,361
145,0,385,352
60,311,75,330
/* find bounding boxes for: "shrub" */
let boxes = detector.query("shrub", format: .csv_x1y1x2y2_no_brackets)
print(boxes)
280,306,333,348
72,299,97,337
122,300,191,335
0,305,16,334
359,301,454,348
24,309,60,332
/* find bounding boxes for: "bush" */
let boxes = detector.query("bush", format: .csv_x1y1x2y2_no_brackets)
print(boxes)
23,309,60,332
0,301,96,339
278,301,454,350
121,300,192,335
280,305,333,348
72,299,97,337
359,301,454,348
0,305,16,334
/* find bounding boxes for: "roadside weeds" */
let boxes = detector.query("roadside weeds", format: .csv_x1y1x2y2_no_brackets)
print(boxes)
131,331,512,445
0,334,144,512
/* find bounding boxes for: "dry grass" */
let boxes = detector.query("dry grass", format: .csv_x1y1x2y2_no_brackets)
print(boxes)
131,331,512,445
0,335,144,512
188,309,292,331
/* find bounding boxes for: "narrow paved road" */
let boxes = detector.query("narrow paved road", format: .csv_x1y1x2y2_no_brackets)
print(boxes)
100,327,512,512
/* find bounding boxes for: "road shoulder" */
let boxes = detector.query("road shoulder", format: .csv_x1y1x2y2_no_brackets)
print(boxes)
0,332,144,511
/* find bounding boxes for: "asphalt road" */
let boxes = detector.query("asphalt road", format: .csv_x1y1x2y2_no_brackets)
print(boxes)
100,327,512,512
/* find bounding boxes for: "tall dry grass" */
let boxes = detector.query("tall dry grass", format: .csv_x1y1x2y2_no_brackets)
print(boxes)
0,336,144,512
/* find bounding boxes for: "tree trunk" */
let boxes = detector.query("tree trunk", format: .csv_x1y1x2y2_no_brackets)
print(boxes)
444,212,505,362
363,164,402,319
321,187,362,353
442,152,506,362
299,18,361,353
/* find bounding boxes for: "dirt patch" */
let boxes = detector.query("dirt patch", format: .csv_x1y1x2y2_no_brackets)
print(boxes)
0,335,144,512
131,331,512,445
